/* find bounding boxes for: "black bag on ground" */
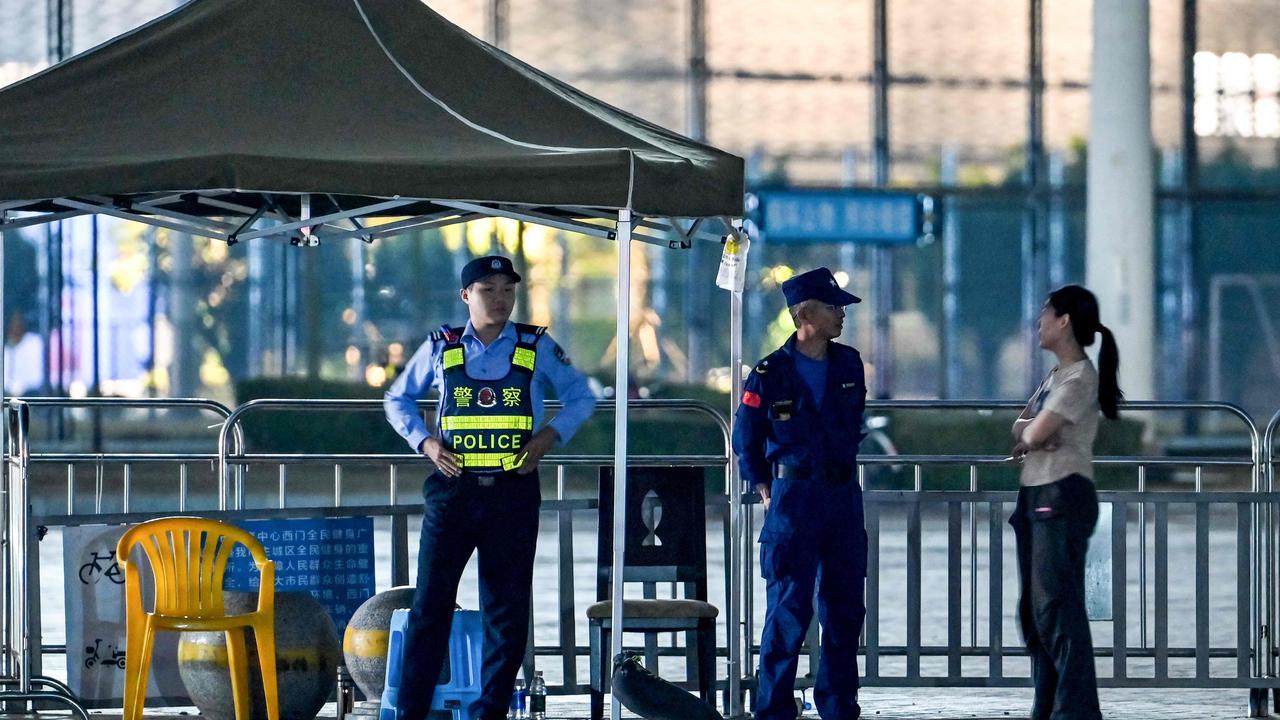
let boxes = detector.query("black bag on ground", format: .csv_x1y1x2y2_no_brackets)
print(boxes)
610,652,723,720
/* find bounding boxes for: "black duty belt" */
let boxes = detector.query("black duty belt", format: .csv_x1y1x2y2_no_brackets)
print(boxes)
775,462,855,482
457,469,524,487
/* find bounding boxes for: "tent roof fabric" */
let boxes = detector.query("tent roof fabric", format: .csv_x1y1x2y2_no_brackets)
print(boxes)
0,0,743,218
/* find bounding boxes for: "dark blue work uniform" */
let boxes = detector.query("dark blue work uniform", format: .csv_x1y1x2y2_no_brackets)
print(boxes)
732,271,868,720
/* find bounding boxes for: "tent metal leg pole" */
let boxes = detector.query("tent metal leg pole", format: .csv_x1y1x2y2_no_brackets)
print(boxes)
728,281,744,717
609,208,633,720
0,231,7,679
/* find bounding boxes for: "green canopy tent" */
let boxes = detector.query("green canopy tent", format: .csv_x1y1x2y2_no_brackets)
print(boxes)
0,0,747,717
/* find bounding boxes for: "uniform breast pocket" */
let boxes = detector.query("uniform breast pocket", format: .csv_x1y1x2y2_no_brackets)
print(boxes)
769,399,802,442
839,380,867,404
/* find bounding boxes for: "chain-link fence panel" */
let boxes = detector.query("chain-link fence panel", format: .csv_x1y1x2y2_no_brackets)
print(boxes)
0,0,47,83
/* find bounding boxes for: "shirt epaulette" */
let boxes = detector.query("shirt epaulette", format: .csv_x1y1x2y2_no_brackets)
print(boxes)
514,322,547,344
755,347,790,374
429,325,464,343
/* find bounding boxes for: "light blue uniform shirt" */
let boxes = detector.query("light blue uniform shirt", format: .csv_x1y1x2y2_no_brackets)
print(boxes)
383,320,597,453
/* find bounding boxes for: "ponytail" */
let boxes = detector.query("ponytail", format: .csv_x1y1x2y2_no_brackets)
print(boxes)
1096,324,1123,419
1047,284,1123,419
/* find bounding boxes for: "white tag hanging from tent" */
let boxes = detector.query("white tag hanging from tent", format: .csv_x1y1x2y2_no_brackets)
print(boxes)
715,233,750,292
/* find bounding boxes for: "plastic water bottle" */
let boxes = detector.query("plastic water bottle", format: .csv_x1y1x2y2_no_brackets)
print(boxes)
529,670,547,720
508,678,527,719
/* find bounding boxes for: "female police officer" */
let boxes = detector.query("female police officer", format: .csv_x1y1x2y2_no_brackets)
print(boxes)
732,267,867,720
384,255,596,720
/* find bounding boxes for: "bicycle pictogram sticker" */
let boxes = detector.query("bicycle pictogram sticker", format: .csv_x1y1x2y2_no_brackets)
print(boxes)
79,550,124,585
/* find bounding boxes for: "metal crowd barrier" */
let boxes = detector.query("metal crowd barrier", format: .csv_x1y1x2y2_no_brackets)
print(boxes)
4,397,1280,718
0,398,739,710
735,400,1275,715
1,396,239,716
214,398,739,703
1262,409,1280,712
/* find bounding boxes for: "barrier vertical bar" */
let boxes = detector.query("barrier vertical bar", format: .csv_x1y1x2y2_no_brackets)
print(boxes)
1196,500,1209,679
947,500,962,679
177,464,187,512
334,464,342,507
907,486,922,679
1238,502,1252,680
865,500,880,681
988,500,1003,679
969,465,978,649
278,464,287,508
9,403,29,696
391,511,409,588
122,464,131,514
1154,501,1168,679
556,466,577,689
389,463,409,586
1138,465,1147,649
1113,501,1128,679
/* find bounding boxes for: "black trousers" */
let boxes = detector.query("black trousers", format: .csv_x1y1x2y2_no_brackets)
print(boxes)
396,470,541,720
1009,474,1103,720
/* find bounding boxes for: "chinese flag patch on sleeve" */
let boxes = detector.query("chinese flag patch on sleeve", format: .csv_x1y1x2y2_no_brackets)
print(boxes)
742,390,762,408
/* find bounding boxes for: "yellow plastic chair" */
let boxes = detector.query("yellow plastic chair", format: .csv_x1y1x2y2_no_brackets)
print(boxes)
117,517,278,720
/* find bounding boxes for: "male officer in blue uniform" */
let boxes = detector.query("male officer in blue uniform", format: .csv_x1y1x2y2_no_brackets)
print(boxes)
732,267,868,720
384,255,597,720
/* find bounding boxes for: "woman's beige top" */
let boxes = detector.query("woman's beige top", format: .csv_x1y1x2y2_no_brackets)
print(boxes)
1019,358,1100,487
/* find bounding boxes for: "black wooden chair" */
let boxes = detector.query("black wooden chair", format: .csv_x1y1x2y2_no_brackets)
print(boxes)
587,466,718,720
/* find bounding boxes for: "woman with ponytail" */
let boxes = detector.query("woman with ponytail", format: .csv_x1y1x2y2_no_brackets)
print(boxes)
1009,284,1120,720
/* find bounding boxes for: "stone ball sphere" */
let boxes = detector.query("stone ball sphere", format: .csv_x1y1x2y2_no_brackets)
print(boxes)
178,591,340,720
342,586,416,699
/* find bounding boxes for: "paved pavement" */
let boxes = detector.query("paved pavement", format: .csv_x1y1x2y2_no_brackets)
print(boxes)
17,689,1261,719
539,687,1261,719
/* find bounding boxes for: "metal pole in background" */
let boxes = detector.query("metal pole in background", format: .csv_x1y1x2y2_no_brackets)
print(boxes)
1048,151,1067,288
840,147,860,347
685,0,711,385
41,0,71,400
487,0,509,49
46,0,69,403
871,0,893,398
46,0,71,66
145,228,158,395
687,0,708,143
90,218,101,450
44,223,63,399
1180,0,1200,405
349,237,366,381
248,232,265,375
940,148,960,398
1022,0,1047,393
302,198,322,380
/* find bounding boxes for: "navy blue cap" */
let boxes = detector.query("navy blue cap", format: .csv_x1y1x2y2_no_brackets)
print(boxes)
781,267,861,307
461,255,522,288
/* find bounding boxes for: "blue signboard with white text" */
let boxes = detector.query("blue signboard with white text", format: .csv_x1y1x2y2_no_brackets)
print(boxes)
224,516,376,632
750,188,925,245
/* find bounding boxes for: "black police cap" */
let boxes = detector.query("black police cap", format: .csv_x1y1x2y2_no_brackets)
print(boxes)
461,255,522,288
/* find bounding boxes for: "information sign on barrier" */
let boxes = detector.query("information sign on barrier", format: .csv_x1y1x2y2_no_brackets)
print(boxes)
226,516,376,632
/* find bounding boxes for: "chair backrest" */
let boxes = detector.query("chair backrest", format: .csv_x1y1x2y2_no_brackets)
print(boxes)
596,466,707,601
117,517,273,618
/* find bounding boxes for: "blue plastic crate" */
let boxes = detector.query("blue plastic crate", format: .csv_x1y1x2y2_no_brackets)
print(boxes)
379,608,483,720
